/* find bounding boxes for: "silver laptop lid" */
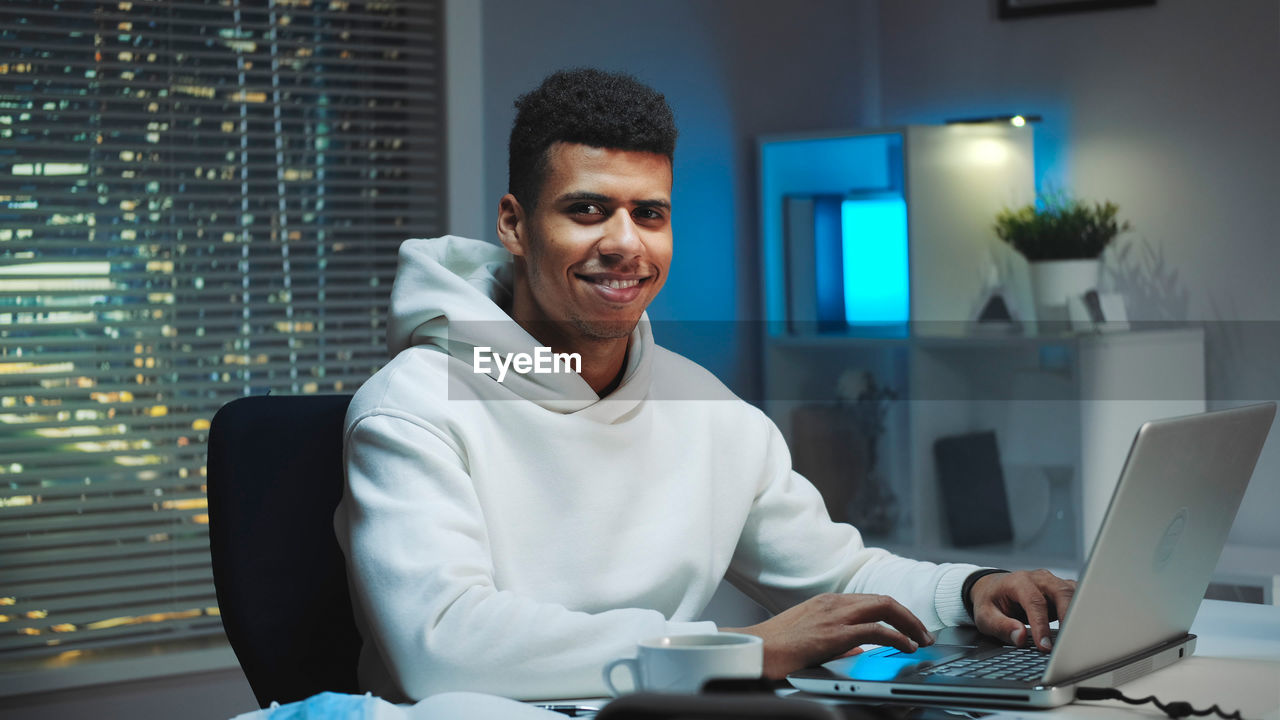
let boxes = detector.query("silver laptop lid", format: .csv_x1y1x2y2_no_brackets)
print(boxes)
1044,402,1275,684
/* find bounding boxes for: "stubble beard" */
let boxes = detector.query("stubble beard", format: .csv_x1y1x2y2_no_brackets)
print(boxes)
569,314,636,342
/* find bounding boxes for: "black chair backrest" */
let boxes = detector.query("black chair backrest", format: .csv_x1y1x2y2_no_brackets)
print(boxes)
207,394,361,707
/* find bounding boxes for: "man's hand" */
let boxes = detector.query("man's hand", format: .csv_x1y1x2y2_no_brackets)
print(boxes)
723,593,935,680
970,569,1077,652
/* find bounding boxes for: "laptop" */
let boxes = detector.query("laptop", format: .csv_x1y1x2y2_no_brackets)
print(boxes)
788,402,1276,709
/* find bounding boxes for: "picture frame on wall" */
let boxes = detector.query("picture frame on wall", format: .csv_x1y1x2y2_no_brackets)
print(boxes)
997,0,1156,20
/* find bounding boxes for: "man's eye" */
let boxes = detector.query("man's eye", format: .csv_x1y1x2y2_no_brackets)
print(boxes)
571,203,603,215
635,207,664,221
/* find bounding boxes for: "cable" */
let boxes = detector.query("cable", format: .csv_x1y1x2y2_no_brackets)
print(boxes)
1076,687,1246,720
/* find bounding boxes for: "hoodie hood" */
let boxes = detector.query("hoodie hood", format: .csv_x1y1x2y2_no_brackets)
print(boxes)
386,236,651,420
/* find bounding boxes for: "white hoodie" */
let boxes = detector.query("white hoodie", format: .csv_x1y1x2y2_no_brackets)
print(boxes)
334,236,979,701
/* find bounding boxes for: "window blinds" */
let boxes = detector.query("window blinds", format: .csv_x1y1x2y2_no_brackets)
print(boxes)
0,0,444,666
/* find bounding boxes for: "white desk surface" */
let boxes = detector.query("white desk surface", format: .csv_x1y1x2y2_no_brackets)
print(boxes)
822,599,1280,720
903,599,1280,720
557,600,1280,720
1095,598,1280,720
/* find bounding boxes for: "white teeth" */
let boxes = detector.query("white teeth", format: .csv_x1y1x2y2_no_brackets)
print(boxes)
597,278,640,289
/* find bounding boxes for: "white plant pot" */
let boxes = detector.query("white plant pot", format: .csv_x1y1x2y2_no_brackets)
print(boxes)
1030,259,1100,308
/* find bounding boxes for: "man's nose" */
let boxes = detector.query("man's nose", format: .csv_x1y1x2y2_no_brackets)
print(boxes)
598,208,643,258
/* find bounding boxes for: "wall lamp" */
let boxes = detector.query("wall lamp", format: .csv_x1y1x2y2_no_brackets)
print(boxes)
945,113,1043,127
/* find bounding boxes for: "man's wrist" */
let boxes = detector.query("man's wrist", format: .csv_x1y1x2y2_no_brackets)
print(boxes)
962,568,1009,620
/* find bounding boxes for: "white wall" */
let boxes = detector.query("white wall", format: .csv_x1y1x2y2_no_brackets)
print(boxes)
445,0,487,239
876,0,1280,547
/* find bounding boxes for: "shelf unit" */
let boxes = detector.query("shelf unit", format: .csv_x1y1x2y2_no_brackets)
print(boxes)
757,126,1207,569
764,327,1206,569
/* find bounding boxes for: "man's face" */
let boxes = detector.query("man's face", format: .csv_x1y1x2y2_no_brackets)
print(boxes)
502,142,673,342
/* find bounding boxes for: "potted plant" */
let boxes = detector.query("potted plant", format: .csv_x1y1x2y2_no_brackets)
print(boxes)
994,194,1131,311
837,370,899,537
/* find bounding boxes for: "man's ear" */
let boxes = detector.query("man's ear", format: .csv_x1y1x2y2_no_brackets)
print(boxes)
496,194,528,257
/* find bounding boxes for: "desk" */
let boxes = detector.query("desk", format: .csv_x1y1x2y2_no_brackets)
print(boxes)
799,600,1280,720
560,600,1279,720
1087,599,1280,720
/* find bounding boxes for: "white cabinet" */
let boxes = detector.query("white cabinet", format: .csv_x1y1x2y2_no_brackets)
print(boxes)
763,328,1206,570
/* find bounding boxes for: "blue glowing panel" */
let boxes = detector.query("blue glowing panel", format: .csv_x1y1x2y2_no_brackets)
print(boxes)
812,196,846,332
760,133,903,329
841,197,909,326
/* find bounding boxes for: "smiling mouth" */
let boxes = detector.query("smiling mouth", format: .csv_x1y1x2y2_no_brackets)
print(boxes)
577,274,651,286
576,274,652,303
595,277,641,289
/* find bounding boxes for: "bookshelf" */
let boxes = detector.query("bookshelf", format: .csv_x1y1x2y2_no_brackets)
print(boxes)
757,126,1207,569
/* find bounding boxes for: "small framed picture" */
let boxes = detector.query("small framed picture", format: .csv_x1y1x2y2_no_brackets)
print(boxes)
997,0,1156,20
1067,290,1130,332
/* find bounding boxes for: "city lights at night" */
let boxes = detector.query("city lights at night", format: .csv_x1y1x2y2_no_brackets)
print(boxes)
0,0,443,664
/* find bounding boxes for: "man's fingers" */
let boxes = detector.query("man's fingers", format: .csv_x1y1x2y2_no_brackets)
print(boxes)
971,570,1078,650
836,646,868,660
1006,572,1075,651
1015,584,1053,651
977,604,1027,647
835,595,934,647
1050,579,1077,623
845,622,922,655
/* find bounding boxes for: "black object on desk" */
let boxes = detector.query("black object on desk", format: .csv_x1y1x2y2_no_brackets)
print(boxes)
596,692,996,720
536,705,603,717
932,431,1014,547
597,692,843,719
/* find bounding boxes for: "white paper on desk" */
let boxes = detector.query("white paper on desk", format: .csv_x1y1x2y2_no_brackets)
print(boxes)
406,692,567,719
229,690,564,720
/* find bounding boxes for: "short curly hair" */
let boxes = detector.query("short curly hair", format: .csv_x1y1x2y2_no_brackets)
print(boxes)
508,68,677,210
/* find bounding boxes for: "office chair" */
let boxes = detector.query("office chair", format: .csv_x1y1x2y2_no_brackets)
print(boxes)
207,394,363,707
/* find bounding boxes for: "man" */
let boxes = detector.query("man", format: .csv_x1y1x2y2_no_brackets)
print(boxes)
334,68,1075,702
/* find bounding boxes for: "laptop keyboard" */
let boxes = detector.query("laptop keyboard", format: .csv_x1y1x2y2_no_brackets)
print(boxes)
920,648,1049,683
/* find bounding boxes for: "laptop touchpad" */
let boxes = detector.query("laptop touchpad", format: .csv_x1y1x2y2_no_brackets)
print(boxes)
825,645,972,680
879,645,970,663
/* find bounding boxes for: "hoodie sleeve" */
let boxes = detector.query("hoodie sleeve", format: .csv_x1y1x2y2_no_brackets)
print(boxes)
336,411,715,701
724,410,978,631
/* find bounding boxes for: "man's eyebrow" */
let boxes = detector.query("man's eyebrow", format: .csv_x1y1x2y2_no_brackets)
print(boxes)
555,191,612,205
635,198,672,211
556,191,670,210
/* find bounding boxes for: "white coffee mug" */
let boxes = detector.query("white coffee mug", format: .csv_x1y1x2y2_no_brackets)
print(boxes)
601,632,764,696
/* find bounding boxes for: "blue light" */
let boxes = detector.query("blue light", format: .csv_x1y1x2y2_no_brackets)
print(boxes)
760,133,902,330
841,197,910,327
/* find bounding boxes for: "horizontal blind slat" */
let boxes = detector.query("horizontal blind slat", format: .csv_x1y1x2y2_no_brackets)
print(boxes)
4,581,219,617
4,594,222,638
0,619,225,658
2,626,226,662
0,489,206,520
4,549,214,587
3,0,437,24
0,535,213,570
0,521,210,554
3,563,214,602
0,373,375,412
2,507,209,537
